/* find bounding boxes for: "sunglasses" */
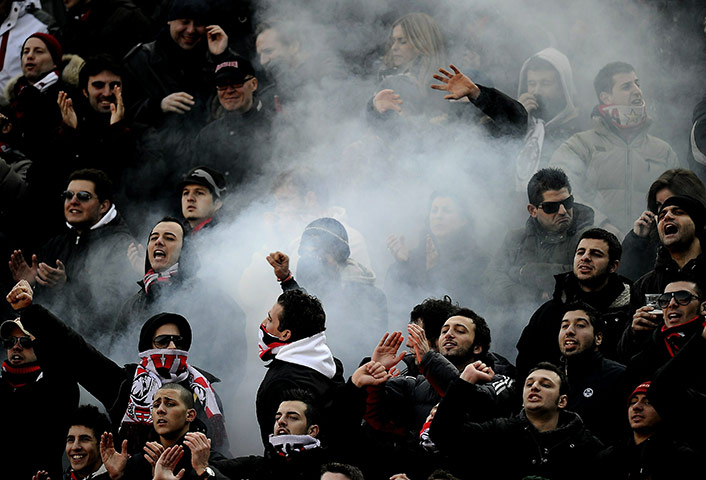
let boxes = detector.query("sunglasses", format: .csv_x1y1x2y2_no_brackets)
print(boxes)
657,290,700,309
62,190,94,202
153,334,185,349
2,336,33,349
90,81,121,90
538,195,574,214
216,77,254,91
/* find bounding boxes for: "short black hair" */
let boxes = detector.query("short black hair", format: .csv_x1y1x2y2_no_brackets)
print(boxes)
594,61,635,101
562,301,604,335
320,463,365,480
410,296,459,345
68,404,112,440
528,361,569,396
453,307,491,355
68,168,113,203
79,54,122,91
156,383,194,409
665,273,705,299
427,470,461,480
280,388,319,428
277,289,326,342
578,228,622,264
527,168,571,206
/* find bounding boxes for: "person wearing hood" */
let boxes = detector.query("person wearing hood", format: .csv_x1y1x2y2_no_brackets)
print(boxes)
117,216,246,387
283,218,388,375
514,48,585,192
429,361,603,480
516,228,633,380
549,61,679,237
7,168,137,343
6,279,231,457
485,167,595,307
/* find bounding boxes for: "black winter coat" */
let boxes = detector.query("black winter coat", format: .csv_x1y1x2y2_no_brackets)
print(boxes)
516,272,632,380
430,378,604,480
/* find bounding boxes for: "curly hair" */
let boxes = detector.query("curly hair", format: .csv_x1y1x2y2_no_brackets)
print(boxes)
277,289,326,341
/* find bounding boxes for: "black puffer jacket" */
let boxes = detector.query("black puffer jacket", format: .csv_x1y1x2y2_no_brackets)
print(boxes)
431,378,604,480
516,271,633,380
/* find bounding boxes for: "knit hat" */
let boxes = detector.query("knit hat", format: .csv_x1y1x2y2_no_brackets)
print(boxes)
299,217,350,263
138,312,192,353
177,166,226,199
167,0,210,22
0,318,35,341
628,381,650,405
22,33,63,68
659,195,706,233
214,55,256,85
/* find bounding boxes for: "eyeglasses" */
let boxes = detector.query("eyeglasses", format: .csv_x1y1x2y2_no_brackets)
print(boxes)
90,80,121,90
538,195,574,214
216,77,253,92
2,336,33,349
62,190,94,202
657,290,700,309
153,334,185,349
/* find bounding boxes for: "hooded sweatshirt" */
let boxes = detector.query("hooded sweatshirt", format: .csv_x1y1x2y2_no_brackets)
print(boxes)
515,47,582,190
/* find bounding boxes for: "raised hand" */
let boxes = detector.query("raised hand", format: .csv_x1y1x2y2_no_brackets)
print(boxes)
58,90,78,129
266,251,291,281
206,25,228,55
374,89,403,114
371,331,406,370
36,259,66,288
430,64,480,101
6,280,33,310
9,250,38,285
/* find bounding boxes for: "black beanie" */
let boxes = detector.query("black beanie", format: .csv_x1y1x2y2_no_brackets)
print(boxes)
299,217,351,263
167,0,210,22
138,312,192,353
659,195,706,233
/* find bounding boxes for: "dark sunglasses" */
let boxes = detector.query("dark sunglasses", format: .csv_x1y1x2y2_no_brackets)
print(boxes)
657,290,700,309
153,334,185,349
216,77,253,91
538,195,574,214
62,190,94,202
90,80,121,90
2,336,33,349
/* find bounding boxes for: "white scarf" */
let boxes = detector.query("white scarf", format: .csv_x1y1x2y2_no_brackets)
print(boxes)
32,70,59,92
268,434,321,457
259,330,336,379
120,348,223,427
598,103,647,129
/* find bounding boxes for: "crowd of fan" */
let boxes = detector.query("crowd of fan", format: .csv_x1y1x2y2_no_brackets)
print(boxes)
1,0,706,479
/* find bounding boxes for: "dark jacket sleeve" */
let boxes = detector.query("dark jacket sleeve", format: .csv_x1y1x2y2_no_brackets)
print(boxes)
618,231,658,282
19,304,129,408
469,84,528,137
419,351,460,396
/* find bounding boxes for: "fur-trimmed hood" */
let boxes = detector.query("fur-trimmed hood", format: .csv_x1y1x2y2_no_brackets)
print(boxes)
3,53,84,103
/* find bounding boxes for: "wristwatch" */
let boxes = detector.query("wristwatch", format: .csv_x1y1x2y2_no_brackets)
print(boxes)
198,466,215,479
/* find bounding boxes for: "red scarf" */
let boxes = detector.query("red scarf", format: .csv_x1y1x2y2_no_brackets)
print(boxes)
1,361,41,388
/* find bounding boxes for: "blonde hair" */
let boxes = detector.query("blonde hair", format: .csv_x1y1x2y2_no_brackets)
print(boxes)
383,12,446,89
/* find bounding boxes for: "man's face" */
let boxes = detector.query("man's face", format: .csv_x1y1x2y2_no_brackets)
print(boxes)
657,205,697,251
526,69,564,117
64,179,108,229
602,71,644,107
151,388,194,438
528,188,573,233
181,184,221,225
152,323,183,350
389,24,418,69
523,369,567,413
559,310,601,358
21,37,56,83
438,316,480,363
262,302,287,339
661,281,704,328
168,18,206,50
573,238,616,287
217,76,258,113
628,393,661,432
256,29,293,75
147,222,183,273
66,425,101,475
4,324,37,366
429,196,467,238
274,400,315,436
83,70,121,114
